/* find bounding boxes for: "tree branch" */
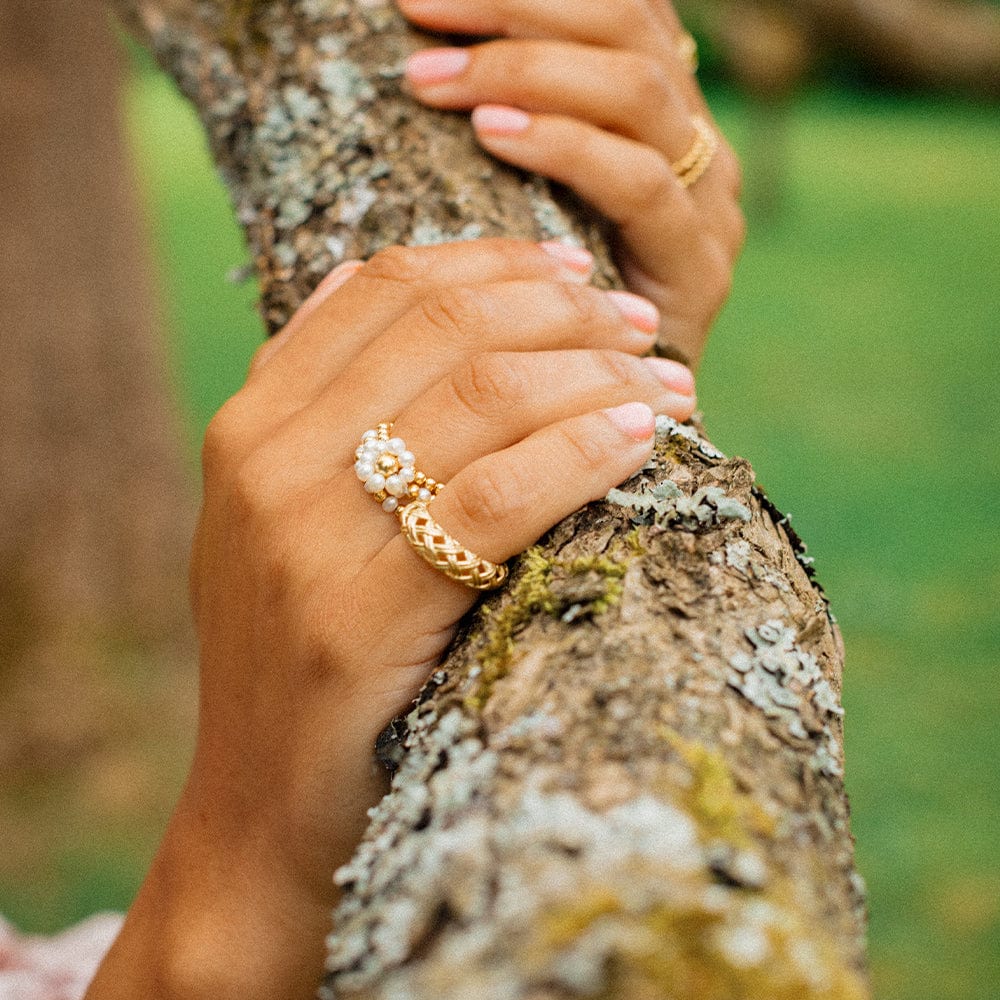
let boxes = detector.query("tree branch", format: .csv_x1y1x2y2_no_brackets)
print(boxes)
113,2,870,996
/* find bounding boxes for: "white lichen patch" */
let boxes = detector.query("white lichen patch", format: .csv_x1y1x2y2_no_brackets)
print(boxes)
656,414,726,459
409,220,485,246
606,481,751,530
728,620,845,777
525,177,576,239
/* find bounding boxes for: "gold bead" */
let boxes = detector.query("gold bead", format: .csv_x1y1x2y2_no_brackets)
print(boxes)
376,454,399,475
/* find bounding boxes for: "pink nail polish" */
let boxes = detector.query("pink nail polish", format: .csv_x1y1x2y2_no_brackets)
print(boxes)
538,240,594,275
604,402,656,441
643,357,696,396
471,105,532,136
405,48,470,85
607,291,660,333
316,259,364,297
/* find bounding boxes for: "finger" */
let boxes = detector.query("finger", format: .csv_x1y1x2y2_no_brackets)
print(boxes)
405,41,692,162
259,282,665,478
396,0,666,54
361,401,657,641
252,259,364,372
390,351,695,486
469,110,739,364
245,239,594,403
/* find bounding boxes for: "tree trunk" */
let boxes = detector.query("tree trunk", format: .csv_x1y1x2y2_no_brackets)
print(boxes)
114,2,869,996
0,0,194,842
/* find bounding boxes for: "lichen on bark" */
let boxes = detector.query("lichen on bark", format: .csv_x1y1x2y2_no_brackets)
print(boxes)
114,1,870,996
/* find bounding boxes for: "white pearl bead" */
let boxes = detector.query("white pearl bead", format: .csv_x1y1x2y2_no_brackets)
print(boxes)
399,451,416,467
386,437,406,455
417,488,432,502
362,429,378,441
400,467,415,483
381,497,399,513
364,474,386,493
355,461,374,479
385,475,406,497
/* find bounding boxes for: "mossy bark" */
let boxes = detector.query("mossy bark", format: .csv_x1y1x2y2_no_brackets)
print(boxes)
114,1,870,996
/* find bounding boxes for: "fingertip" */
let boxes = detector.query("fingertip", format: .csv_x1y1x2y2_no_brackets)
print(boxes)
472,104,532,137
602,402,656,442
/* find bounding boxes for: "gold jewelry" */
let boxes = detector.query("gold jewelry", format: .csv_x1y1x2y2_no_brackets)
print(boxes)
399,500,509,591
671,116,719,189
354,424,442,514
677,32,698,72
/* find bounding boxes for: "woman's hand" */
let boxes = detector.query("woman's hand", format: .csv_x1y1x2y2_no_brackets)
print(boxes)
86,241,696,999
399,0,745,367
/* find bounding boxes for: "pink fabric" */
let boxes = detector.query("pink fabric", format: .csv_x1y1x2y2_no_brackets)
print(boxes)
0,914,123,1000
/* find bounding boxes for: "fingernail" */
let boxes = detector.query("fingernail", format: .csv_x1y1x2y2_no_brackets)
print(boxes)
317,259,364,297
405,48,470,85
643,357,696,396
604,402,656,441
607,291,660,333
539,240,594,275
472,104,532,136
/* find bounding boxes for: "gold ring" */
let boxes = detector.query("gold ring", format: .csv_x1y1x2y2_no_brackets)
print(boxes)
399,500,509,591
677,32,698,72
355,423,442,514
671,116,719,189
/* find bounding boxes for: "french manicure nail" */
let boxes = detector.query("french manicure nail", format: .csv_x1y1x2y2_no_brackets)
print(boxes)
604,402,656,441
643,357,696,396
471,104,532,136
539,240,594,275
405,48,470,85
607,291,660,333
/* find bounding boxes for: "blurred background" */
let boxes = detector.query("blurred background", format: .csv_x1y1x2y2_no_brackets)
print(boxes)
1,2,997,998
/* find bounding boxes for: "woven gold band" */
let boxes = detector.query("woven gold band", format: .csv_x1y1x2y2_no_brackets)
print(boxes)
671,116,719,190
399,500,509,591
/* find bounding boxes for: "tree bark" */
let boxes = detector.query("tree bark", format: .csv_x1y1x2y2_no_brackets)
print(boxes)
114,2,869,996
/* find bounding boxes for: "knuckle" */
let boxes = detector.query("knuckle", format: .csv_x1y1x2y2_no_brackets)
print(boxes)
452,353,527,417
556,421,611,473
715,142,743,198
452,462,528,530
551,279,602,332
705,248,735,311
418,286,485,341
363,245,433,286
625,157,677,220
591,349,644,389
229,443,288,528
629,55,671,110
201,397,249,478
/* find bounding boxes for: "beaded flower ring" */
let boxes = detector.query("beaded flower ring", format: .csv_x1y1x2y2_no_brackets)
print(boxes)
354,423,442,514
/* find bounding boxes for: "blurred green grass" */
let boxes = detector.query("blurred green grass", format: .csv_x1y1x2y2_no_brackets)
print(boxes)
20,67,1000,999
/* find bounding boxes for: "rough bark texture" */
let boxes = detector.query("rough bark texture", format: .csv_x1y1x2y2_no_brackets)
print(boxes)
0,1,194,797
114,1,869,997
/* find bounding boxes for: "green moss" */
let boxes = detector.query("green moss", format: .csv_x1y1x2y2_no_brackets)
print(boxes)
465,549,557,711
661,729,776,846
466,548,633,710
542,880,869,1000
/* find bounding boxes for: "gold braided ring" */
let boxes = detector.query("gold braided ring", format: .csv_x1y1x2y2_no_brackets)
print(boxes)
671,116,719,190
399,500,509,591
676,31,698,72
354,423,443,515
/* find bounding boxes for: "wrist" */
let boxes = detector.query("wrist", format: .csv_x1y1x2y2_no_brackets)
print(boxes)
86,797,333,1000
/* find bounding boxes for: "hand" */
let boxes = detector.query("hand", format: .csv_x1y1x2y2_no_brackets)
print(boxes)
399,0,745,367
86,240,696,999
